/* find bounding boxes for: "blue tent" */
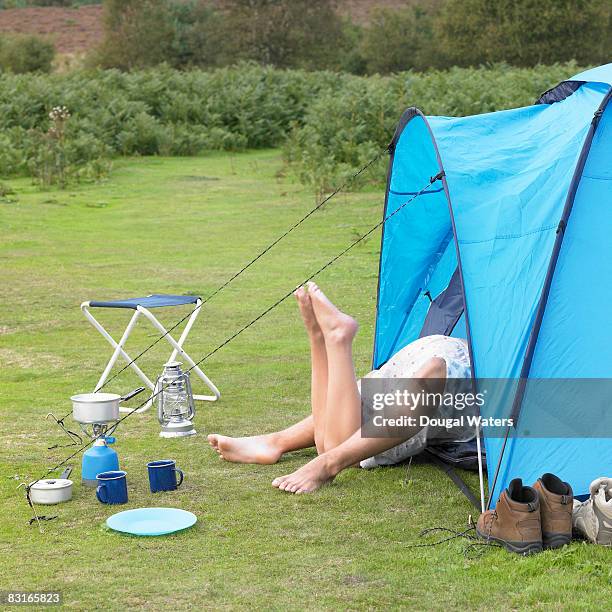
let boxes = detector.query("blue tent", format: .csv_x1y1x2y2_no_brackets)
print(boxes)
373,64,612,508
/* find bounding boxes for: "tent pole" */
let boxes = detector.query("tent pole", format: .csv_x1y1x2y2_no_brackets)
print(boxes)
475,424,485,513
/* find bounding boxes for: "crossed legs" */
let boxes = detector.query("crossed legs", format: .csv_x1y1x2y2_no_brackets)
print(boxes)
208,283,446,493
208,282,361,459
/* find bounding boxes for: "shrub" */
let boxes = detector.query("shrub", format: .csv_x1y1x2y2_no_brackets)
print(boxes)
0,34,55,74
91,0,176,70
169,1,226,69
0,181,15,198
435,0,612,67
219,0,346,71
360,6,441,74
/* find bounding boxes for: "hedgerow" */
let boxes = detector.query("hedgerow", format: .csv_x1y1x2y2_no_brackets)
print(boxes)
286,63,584,188
0,62,584,188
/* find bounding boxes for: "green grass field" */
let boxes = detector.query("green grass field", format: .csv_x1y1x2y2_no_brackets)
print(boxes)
1,151,610,610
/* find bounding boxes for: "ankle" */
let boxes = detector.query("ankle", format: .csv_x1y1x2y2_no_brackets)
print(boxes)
267,431,289,454
323,316,358,345
318,450,343,478
323,327,355,346
309,329,324,344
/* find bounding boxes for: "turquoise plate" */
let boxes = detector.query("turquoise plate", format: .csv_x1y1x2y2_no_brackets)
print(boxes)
106,507,197,536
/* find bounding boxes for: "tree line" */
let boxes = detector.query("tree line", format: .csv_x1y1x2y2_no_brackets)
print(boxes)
93,0,611,73
0,0,609,74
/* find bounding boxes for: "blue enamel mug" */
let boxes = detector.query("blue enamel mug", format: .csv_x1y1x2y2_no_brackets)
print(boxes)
147,460,184,493
96,470,128,504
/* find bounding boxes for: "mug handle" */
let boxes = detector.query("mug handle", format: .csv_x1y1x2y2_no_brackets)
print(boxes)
174,468,184,488
96,483,108,503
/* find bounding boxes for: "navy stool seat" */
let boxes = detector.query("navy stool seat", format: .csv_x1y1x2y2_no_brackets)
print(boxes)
89,294,200,310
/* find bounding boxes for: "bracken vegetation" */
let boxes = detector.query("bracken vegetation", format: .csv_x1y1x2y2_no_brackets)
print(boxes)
0,62,585,188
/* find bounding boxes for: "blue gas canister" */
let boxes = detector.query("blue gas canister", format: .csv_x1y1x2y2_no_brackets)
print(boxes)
82,437,119,486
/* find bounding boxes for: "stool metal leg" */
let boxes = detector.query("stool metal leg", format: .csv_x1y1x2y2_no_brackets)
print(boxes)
93,310,140,391
137,304,220,401
81,302,156,413
168,299,201,361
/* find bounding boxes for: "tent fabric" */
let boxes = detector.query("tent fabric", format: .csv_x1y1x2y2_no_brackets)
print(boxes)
373,65,612,506
418,267,464,338
570,64,612,86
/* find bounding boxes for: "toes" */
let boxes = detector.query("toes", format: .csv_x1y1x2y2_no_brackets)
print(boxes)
279,478,299,492
272,475,289,488
307,281,318,293
208,434,219,449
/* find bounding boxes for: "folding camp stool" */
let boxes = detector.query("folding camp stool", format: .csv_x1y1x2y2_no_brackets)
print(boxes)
81,294,220,413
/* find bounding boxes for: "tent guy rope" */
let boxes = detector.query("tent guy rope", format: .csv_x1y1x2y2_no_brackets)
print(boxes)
50,147,388,428
94,147,388,395
26,169,444,517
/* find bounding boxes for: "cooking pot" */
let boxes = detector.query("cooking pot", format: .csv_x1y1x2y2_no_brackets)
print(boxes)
71,387,146,424
29,478,73,505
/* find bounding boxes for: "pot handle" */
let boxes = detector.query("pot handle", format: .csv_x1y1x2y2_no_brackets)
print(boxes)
120,387,146,403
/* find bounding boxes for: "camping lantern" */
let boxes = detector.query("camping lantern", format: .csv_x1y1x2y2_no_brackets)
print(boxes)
156,361,197,438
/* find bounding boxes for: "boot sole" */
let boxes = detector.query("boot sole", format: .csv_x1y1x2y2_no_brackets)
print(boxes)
542,532,571,549
476,528,543,555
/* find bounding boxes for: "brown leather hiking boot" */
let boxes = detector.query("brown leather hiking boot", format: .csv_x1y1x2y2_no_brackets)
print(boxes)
533,472,573,549
476,478,543,555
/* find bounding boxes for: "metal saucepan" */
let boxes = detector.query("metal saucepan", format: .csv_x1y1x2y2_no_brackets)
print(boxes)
28,468,74,505
71,387,146,424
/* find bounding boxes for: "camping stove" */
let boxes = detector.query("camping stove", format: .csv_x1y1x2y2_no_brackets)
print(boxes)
71,388,145,486
79,422,120,487
156,361,197,438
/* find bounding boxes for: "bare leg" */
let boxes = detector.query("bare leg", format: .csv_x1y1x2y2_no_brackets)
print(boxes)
208,416,315,464
295,286,328,453
273,357,446,493
307,282,360,452
207,286,329,462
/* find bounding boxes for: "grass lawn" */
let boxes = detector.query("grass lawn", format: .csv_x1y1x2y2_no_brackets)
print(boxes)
1,150,610,610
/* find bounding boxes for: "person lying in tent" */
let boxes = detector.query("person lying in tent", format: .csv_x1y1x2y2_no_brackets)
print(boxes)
208,282,472,493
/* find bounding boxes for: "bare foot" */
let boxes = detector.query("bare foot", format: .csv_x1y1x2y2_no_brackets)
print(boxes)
307,282,358,343
294,286,321,339
272,454,336,494
207,433,282,464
